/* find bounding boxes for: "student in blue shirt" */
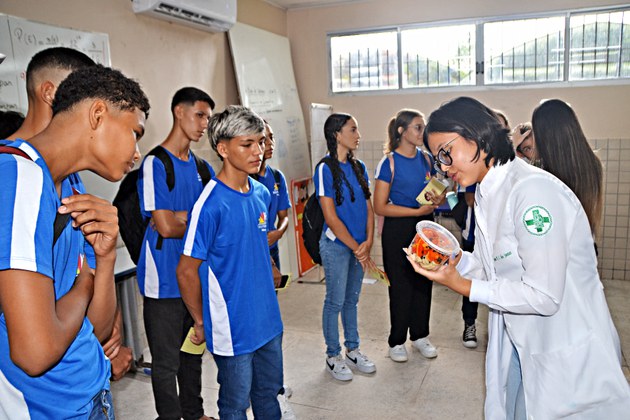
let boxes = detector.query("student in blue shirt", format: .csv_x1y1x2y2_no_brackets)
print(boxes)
253,121,291,270
315,113,377,382
177,105,286,420
373,109,442,363
252,121,294,413
4,46,133,382
136,87,215,420
0,65,149,419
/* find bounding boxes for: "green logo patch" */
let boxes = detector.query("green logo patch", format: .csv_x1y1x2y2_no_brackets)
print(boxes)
523,206,552,236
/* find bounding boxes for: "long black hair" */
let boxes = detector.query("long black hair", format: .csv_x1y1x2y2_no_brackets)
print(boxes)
532,99,602,233
423,97,514,168
322,113,371,206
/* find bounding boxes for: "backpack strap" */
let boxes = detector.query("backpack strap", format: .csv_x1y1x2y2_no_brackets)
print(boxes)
387,152,395,183
0,146,70,246
270,167,281,185
192,152,212,186
148,146,175,191
146,147,211,249
421,148,433,172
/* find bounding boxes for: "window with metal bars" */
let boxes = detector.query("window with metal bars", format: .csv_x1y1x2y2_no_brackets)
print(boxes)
328,6,630,93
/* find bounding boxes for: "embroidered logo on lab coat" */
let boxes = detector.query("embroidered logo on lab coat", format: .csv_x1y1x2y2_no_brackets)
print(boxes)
522,206,552,236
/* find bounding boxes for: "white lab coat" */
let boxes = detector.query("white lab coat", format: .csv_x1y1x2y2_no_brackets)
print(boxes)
458,158,630,419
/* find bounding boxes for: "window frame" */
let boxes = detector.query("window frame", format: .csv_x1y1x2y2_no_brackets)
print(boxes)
327,4,630,96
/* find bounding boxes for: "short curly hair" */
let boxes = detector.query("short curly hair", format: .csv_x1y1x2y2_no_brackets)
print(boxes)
52,64,150,118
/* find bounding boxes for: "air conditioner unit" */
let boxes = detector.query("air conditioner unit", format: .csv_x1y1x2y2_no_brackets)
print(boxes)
132,0,236,33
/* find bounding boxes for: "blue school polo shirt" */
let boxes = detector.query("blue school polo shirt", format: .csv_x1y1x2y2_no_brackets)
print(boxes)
257,165,291,251
314,157,370,247
374,148,434,208
137,147,215,299
182,178,283,356
0,140,110,419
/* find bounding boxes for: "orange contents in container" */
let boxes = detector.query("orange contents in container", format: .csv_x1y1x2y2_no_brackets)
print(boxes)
408,221,459,271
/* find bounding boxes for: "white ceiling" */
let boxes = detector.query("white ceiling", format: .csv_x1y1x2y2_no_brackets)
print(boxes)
264,0,367,10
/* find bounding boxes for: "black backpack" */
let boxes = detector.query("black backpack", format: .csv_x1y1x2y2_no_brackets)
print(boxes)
113,146,211,265
302,158,330,265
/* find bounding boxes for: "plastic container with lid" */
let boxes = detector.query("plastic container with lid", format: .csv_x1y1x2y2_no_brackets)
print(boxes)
408,220,460,271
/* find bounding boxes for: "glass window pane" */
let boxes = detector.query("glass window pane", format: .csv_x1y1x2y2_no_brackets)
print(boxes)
569,10,630,80
401,24,476,88
330,31,398,92
484,17,565,84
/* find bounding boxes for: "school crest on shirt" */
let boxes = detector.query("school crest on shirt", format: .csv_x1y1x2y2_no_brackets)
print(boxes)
258,212,267,232
76,253,84,276
522,206,552,236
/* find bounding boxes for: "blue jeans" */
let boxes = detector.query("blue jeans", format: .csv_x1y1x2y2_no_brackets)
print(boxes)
319,236,364,357
87,389,115,420
213,333,284,420
506,344,526,420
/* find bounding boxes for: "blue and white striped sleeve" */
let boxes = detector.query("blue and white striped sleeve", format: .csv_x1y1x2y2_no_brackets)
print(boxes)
0,157,54,278
183,181,217,261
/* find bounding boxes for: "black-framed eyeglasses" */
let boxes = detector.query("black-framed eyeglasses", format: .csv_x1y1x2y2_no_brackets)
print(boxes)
433,136,459,175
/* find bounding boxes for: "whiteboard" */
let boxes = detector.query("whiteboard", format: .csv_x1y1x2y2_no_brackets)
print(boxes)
228,23,311,182
309,103,332,171
0,13,111,114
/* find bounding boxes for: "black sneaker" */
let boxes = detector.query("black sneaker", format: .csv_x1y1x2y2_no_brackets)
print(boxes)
463,323,478,348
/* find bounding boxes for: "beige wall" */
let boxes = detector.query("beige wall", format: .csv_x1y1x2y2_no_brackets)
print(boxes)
0,0,286,154
287,0,630,141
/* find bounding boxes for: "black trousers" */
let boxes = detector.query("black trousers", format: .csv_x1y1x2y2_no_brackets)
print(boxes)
382,215,434,347
144,297,204,420
461,239,479,324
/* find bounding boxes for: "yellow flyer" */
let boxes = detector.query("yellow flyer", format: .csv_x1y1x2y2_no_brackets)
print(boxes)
181,327,205,355
367,266,390,286
416,177,448,205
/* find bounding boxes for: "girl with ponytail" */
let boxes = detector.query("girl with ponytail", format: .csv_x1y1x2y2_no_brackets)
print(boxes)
373,109,443,363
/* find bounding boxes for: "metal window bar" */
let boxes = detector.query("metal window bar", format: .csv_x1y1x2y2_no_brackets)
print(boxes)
436,60,440,85
594,19,599,77
580,19,586,79
522,42,526,81
348,52,352,89
511,46,515,81
338,54,343,90
617,12,626,77
534,36,538,80
397,29,403,89
546,34,550,80
381,49,385,88
606,18,611,76
377,48,381,88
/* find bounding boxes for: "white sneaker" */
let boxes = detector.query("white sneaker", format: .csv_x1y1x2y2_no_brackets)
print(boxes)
326,355,353,381
277,393,296,420
345,349,376,374
389,344,408,362
412,337,437,359
281,385,293,399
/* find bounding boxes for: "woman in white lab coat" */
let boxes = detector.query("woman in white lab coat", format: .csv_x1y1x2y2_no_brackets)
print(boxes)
408,97,630,419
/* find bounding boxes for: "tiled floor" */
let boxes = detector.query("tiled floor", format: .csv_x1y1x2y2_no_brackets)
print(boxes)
111,270,630,419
